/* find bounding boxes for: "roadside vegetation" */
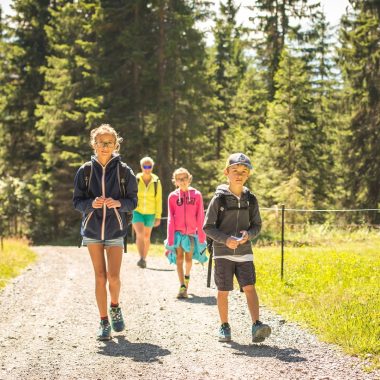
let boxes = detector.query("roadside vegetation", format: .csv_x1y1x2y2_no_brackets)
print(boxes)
0,239,37,289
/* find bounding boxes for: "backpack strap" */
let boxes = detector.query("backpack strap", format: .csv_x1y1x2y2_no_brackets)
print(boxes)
117,161,130,198
83,161,93,196
247,191,257,227
154,179,159,198
215,193,226,228
137,175,159,197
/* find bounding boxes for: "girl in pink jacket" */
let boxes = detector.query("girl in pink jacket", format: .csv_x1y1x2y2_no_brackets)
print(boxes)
164,167,207,299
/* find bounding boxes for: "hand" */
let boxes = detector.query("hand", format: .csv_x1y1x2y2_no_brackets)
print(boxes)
238,230,249,244
104,197,121,208
92,196,105,209
226,237,239,250
154,218,161,227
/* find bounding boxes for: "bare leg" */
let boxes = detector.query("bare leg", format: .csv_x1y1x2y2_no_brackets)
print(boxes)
106,246,123,305
142,226,153,259
88,244,107,317
133,222,145,259
243,285,259,322
184,237,194,277
176,246,185,285
217,290,229,324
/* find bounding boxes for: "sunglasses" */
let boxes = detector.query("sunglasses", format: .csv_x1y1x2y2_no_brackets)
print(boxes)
143,165,152,169
95,141,115,149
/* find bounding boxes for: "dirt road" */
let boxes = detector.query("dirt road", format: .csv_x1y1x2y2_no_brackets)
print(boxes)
0,247,377,380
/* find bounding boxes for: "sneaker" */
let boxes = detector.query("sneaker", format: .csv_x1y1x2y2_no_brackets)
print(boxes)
218,323,231,342
177,285,188,299
184,276,190,289
97,320,112,341
109,306,125,332
137,258,146,268
252,321,271,343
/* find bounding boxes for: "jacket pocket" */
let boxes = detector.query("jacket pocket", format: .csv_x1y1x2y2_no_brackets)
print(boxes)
114,209,123,230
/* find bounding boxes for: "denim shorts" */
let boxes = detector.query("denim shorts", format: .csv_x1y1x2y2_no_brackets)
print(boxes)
82,237,124,247
132,211,155,228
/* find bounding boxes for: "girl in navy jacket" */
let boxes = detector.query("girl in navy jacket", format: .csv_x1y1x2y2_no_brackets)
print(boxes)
73,124,137,340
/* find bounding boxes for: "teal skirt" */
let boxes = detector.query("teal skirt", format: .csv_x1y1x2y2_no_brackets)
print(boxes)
164,232,208,264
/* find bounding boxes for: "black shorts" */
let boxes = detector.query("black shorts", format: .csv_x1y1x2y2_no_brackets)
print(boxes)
214,259,256,291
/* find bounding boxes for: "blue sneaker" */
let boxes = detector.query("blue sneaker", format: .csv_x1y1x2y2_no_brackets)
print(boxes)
252,321,271,343
109,306,125,332
218,323,231,342
97,320,112,341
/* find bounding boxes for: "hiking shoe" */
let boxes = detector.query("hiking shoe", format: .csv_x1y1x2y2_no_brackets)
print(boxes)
184,276,190,289
177,285,188,299
218,323,231,342
137,258,146,268
97,320,112,341
109,306,125,332
252,321,271,343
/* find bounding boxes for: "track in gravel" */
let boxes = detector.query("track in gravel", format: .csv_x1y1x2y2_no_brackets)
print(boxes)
0,246,378,380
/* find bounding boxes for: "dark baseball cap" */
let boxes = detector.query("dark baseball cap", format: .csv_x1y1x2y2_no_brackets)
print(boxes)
225,153,253,170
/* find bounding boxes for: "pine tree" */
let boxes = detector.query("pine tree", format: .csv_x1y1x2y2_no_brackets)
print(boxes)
339,0,380,217
0,0,50,177
33,0,103,242
211,0,247,158
259,48,322,210
249,0,320,100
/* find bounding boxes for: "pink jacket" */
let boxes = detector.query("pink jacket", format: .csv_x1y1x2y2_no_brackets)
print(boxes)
167,187,206,246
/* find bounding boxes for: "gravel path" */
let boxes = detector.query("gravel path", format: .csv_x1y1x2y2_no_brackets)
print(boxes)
0,246,378,380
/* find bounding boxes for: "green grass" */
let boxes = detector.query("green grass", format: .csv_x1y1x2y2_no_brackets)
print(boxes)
0,239,37,289
255,238,380,370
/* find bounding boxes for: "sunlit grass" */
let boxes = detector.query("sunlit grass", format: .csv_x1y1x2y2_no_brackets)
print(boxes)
0,239,37,289
255,238,380,370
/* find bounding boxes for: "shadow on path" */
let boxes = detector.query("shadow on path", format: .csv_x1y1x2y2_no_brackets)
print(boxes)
228,342,306,363
145,267,175,272
97,336,171,362
186,294,217,306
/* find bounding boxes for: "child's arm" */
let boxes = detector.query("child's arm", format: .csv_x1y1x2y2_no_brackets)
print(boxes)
117,167,138,212
73,167,95,214
167,194,176,246
203,196,230,244
247,197,262,239
196,192,206,244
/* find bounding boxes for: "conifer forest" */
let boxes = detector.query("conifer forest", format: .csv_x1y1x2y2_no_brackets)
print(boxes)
0,0,379,243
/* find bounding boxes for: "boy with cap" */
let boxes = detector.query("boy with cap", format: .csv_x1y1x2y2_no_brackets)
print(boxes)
204,153,271,343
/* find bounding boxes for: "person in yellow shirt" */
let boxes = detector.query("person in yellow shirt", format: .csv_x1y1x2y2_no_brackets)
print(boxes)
132,156,162,268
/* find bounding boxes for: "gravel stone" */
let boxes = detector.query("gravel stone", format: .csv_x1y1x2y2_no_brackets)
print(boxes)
0,246,378,380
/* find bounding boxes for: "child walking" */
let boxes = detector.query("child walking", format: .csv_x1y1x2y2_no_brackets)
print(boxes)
73,124,138,340
203,153,271,343
165,168,207,299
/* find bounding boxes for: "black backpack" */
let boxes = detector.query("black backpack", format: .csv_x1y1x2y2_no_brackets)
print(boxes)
79,160,132,252
206,191,258,288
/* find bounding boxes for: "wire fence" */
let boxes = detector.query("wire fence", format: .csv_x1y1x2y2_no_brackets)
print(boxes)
129,205,380,280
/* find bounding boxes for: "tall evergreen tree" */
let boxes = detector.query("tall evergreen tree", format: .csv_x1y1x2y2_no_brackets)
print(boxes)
0,0,50,177
249,0,320,100
258,48,323,210
33,0,103,242
339,0,380,216
211,0,247,158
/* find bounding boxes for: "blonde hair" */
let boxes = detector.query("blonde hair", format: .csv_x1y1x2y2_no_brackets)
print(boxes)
172,167,192,185
140,156,155,166
90,124,123,152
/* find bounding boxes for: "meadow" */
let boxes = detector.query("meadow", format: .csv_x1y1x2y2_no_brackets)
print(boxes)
0,239,37,289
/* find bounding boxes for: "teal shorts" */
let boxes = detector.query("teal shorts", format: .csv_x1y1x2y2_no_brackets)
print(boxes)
132,211,155,228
